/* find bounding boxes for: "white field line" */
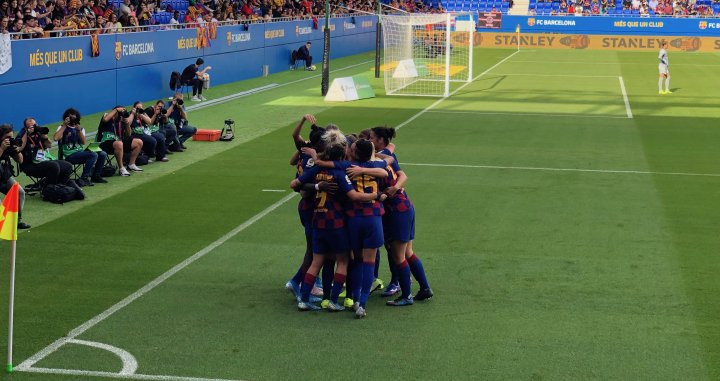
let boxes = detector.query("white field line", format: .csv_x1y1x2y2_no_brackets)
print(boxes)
68,339,138,375
486,72,618,78
425,110,629,119
16,192,297,372
395,49,521,130
511,60,720,66
619,76,633,119
402,162,720,178
261,189,286,192
22,367,243,381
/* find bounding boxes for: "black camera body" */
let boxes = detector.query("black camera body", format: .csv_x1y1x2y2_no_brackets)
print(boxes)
35,125,50,135
120,110,131,118
136,107,145,115
224,119,234,125
175,99,184,106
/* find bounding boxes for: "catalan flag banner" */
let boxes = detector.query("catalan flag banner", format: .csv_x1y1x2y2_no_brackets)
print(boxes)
516,24,520,33
0,182,19,241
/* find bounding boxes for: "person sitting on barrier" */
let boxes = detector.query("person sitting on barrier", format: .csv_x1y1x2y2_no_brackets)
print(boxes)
17,118,74,187
295,41,316,71
166,93,197,151
181,58,211,102
146,100,178,155
97,106,144,176
0,124,30,229
129,101,169,163
54,108,108,186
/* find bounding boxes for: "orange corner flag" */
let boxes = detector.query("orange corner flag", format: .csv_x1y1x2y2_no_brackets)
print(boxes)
0,182,20,241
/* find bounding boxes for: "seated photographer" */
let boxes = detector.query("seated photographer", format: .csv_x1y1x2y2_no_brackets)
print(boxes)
180,58,211,102
146,100,178,156
165,94,197,151
129,101,168,163
18,118,73,187
53,108,108,186
97,106,144,177
0,124,30,229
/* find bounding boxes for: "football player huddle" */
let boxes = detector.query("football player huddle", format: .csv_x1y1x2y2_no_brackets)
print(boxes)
286,114,433,319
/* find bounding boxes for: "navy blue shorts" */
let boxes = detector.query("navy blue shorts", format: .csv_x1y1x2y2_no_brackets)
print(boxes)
385,206,415,243
348,216,384,252
298,208,313,239
312,227,350,254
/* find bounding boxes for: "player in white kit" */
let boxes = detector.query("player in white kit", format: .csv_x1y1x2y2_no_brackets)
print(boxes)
658,41,671,95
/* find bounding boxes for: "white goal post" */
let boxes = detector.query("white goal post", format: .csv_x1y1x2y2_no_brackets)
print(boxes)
379,12,475,97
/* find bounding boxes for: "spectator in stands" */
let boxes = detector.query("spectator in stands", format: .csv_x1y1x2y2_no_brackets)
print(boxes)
54,108,108,186
97,106,144,176
166,93,197,151
91,0,104,16
0,16,9,33
0,124,30,229
21,15,43,37
295,41,316,71
181,58,211,102
10,18,24,40
129,101,169,162
169,10,179,26
18,118,74,187
105,12,120,32
138,3,151,25
0,2,8,20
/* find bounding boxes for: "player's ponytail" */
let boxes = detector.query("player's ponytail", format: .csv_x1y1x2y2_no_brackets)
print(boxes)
371,126,396,146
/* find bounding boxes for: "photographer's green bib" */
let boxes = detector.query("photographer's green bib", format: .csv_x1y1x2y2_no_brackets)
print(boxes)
61,143,84,157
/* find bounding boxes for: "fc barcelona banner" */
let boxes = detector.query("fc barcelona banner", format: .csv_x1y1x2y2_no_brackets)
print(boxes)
477,12,502,29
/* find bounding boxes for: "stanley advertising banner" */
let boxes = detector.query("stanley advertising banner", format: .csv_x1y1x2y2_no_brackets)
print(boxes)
476,32,720,52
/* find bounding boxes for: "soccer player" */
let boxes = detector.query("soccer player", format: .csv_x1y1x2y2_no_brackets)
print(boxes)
658,40,671,95
304,139,393,318
286,116,326,302
291,143,386,312
371,127,433,304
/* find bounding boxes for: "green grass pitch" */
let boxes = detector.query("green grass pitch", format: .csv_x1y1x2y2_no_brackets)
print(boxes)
0,46,719,380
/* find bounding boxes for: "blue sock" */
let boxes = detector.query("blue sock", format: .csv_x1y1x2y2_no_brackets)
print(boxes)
300,273,316,303
351,257,362,301
398,260,412,298
331,273,346,303
387,249,398,285
374,249,381,279
321,260,335,300
408,254,430,290
291,266,305,285
360,261,375,307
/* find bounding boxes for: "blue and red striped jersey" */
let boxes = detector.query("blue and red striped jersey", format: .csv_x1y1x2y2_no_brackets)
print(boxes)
333,160,388,217
297,166,354,229
381,152,413,213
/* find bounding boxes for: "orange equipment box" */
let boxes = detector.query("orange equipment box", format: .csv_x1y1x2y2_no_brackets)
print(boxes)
193,129,221,141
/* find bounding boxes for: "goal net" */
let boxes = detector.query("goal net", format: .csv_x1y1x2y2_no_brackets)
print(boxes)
379,13,475,97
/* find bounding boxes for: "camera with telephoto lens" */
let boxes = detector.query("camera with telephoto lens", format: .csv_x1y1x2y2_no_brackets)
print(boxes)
32,125,50,135
120,109,131,118
175,99,184,106
135,107,145,115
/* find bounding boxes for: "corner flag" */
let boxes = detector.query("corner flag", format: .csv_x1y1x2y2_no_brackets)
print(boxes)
0,182,19,241
1,182,20,373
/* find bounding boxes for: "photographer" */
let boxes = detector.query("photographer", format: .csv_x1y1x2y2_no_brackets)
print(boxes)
165,93,197,151
0,124,29,229
18,117,73,187
146,100,178,156
129,101,168,163
97,106,144,176
53,108,108,186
